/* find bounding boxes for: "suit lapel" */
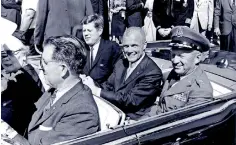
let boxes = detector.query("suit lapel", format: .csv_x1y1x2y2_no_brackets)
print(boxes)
29,83,83,131
90,39,104,71
115,61,127,89
28,91,52,132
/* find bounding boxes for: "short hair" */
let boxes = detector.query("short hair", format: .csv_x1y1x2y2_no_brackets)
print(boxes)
82,14,104,30
123,27,146,44
43,35,87,76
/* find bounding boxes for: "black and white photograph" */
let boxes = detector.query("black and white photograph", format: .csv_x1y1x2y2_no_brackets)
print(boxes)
1,0,236,144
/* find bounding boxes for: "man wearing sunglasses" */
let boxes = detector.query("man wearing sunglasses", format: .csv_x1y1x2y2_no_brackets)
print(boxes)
2,36,100,145
146,26,213,117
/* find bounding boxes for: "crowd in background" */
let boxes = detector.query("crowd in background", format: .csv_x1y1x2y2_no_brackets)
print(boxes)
1,0,236,52
1,0,235,144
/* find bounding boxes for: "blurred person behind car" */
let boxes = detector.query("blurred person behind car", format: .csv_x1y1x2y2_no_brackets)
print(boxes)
142,0,156,41
1,0,21,28
190,0,214,37
214,0,236,52
34,0,94,52
152,0,194,40
110,0,127,44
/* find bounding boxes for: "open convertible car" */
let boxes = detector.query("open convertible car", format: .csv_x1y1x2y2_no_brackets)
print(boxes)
44,41,235,145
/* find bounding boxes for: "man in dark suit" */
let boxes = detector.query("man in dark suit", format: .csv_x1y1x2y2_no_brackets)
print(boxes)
34,0,94,51
83,27,163,120
126,0,145,27
145,26,213,117
2,36,100,145
82,14,121,85
152,0,194,40
214,0,236,52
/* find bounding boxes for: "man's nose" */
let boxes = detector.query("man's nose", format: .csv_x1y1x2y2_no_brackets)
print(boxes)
172,55,180,63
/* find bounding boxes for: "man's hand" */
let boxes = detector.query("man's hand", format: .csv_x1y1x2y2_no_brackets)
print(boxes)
208,26,212,32
158,28,167,37
185,18,191,25
1,44,22,73
163,28,171,36
83,76,101,96
117,6,126,11
214,28,221,36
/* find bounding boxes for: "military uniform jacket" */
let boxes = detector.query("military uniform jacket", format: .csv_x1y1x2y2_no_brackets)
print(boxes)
159,66,213,112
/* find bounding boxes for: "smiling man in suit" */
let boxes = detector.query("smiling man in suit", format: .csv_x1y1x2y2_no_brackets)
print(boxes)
2,36,100,145
83,27,163,120
82,14,121,85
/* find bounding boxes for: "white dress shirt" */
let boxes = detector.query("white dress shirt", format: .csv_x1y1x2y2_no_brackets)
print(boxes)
52,79,80,105
125,53,145,80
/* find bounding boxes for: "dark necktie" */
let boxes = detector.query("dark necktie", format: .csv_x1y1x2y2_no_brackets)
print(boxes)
44,90,57,112
90,47,94,70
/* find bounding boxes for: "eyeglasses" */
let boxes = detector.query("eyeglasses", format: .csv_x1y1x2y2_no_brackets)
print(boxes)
39,58,58,72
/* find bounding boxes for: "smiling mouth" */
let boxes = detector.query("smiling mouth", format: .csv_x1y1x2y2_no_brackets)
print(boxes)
173,64,183,69
126,52,137,57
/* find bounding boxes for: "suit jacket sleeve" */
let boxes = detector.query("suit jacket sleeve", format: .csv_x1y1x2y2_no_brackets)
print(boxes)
101,68,116,92
86,0,94,16
152,0,161,28
208,0,214,28
34,0,48,45
100,68,162,110
40,105,99,144
214,0,221,29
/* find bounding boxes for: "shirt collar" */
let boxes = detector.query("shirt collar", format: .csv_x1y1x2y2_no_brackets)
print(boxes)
129,52,145,69
90,38,101,51
52,78,80,105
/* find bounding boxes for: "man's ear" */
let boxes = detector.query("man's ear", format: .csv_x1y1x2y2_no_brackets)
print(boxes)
61,64,69,79
194,51,202,65
143,41,147,50
98,27,103,36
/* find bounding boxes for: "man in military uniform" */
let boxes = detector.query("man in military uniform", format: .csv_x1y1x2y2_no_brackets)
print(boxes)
145,26,213,116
